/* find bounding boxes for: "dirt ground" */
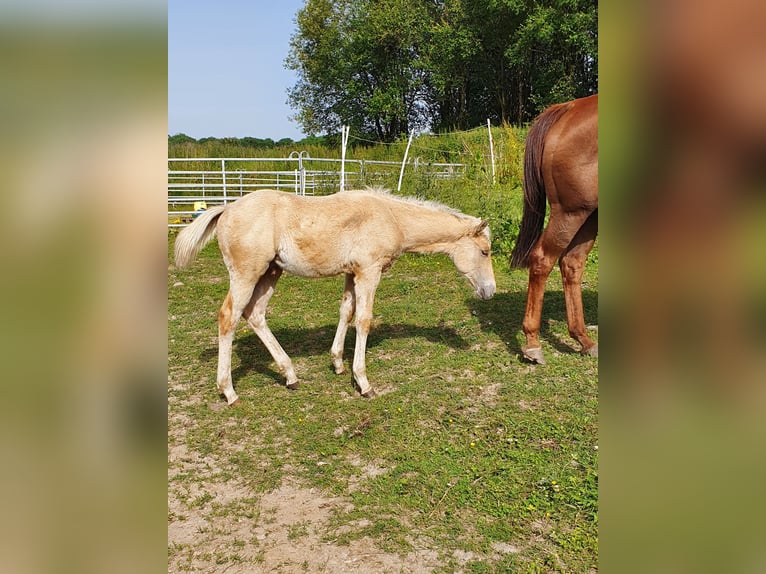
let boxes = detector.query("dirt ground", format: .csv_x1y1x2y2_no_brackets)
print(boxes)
168,450,521,573
168,395,451,573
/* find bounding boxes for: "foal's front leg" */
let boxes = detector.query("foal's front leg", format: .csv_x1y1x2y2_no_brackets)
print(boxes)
330,274,355,374
350,268,381,397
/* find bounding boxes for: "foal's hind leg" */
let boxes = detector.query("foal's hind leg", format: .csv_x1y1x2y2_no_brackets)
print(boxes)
217,278,261,405
242,264,299,389
559,210,598,356
331,274,356,374
522,210,593,365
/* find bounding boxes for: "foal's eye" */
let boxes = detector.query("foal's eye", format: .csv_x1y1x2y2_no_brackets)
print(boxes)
481,250,489,257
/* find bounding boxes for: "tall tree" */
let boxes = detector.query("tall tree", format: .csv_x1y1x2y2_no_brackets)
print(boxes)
508,0,598,118
286,0,597,137
286,0,433,141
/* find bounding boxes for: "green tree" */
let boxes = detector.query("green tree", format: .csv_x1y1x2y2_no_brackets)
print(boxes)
169,133,197,144
286,0,597,137
508,0,598,117
286,0,434,141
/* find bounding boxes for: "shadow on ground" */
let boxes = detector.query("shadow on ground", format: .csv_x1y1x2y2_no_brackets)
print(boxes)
199,322,469,389
467,288,598,360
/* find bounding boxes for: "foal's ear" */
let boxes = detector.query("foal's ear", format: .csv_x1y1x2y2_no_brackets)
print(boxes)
473,219,489,236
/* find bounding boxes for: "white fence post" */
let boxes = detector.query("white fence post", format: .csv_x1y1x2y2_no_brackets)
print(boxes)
397,130,415,192
300,151,308,195
340,125,350,192
222,159,228,204
487,118,496,186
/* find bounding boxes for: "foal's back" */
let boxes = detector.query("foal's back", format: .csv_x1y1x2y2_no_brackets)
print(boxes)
216,190,403,279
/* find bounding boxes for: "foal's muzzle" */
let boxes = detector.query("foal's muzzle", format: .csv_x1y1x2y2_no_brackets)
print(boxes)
475,281,496,301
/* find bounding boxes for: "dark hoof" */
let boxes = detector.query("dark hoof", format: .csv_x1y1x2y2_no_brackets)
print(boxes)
361,389,377,399
521,346,546,365
286,381,300,390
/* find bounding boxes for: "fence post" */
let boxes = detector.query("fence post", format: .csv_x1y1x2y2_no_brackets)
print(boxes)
300,151,307,195
487,119,496,185
340,125,350,192
222,159,228,203
397,130,415,192
289,151,299,194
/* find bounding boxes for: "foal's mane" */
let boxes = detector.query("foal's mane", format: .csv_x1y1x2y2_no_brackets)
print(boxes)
346,186,473,220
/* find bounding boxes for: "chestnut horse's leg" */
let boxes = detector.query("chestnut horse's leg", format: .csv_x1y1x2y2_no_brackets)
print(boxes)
331,273,356,375
522,209,594,364
350,267,382,397
559,210,598,356
242,264,300,390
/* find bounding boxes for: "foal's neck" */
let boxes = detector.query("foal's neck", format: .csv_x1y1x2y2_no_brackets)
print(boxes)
396,204,473,255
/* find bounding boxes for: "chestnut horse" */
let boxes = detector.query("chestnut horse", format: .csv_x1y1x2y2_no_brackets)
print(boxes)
510,94,598,364
174,188,496,404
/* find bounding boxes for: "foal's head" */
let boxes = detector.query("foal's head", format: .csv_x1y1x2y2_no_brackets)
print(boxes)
450,219,496,300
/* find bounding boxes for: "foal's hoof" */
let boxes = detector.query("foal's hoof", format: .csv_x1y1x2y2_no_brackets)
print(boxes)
286,381,300,390
229,398,242,407
522,346,547,365
583,344,598,357
361,389,377,399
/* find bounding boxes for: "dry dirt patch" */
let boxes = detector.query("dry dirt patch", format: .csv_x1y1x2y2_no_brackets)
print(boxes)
168,443,441,573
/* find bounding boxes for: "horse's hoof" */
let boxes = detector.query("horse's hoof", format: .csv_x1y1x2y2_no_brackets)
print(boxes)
333,365,346,375
361,389,377,399
286,381,300,390
229,398,242,407
583,344,598,357
522,346,546,365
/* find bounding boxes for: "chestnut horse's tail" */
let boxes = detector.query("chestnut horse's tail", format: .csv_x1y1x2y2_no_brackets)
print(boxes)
510,102,573,269
174,204,227,268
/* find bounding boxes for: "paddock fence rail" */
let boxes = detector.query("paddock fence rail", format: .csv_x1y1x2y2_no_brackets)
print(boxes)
168,155,465,227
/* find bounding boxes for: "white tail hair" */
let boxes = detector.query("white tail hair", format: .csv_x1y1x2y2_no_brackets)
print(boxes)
173,204,227,268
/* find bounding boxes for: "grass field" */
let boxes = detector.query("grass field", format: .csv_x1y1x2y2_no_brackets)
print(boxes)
168,196,598,572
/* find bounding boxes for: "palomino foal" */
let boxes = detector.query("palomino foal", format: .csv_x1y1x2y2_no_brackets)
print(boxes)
175,188,496,404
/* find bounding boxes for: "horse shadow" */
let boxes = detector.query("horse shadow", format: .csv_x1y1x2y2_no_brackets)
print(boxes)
199,322,470,388
467,289,598,359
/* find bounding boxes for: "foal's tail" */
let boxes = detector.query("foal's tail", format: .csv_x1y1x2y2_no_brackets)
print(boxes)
510,101,573,269
174,204,227,269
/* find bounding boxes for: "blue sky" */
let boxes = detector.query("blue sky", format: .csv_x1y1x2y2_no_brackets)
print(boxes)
168,0,307,141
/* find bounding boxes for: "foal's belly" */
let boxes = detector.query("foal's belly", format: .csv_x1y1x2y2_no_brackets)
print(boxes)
274,241,347,278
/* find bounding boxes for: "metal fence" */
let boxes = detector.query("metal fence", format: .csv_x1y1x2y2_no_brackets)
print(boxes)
168,154,465,227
